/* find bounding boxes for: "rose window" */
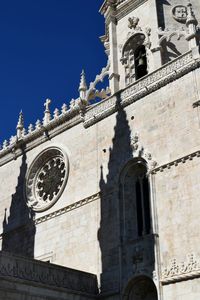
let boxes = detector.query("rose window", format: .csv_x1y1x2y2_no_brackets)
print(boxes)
26,147,69,212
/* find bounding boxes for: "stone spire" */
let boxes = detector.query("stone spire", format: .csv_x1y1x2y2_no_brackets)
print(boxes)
186,1,198,49
43,98,51,125
16,110,24,139
79,70,87,100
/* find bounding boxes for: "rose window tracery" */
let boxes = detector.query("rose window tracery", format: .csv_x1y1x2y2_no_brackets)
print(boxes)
25,147,69,212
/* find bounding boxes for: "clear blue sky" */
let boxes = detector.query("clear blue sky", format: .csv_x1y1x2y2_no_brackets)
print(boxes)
0,0,106,143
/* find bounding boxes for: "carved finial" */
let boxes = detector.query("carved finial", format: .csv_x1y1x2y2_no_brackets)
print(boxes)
9,135,16,145
79,70,87,100
186,2,198,26
28,124,34,133
43,98,51,125
70,98,76,109
3,140,8,149
53,108,60,118
16,110,24,139
22,128,26,137
35,119,42,129
61,103,68,114
186,2,198,49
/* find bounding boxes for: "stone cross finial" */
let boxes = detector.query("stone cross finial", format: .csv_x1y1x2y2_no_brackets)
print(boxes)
43,98,52,125
16,110,24,139
44,98,51,112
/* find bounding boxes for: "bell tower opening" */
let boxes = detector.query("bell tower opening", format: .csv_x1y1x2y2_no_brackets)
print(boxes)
134,45,148,80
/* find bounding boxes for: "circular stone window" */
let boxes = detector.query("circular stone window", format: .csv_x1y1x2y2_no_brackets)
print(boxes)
25,147,69,212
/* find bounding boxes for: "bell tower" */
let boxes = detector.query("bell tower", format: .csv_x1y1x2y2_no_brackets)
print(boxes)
100,0,200,93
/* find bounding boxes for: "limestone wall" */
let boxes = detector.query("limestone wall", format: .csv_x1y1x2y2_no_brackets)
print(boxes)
0,49,199,298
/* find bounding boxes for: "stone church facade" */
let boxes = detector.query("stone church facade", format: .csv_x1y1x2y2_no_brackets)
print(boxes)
0,0,199,299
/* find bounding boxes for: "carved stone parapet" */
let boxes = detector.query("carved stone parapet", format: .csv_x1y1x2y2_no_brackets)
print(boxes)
86,62,110,103
120,50,194,102
161,254,200,285
84,95,118,128
0,251,98,294
0,108,81,167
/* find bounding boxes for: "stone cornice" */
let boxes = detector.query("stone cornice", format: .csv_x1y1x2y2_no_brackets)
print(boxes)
84,50,199,128
151,149,200,174
35,192,100,225
116,0,147,21
100,0,146,20
0,192,100,237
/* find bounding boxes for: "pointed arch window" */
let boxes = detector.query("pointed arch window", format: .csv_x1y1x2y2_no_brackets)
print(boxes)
120,160,151,240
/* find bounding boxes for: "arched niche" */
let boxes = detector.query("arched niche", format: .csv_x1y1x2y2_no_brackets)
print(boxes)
120,33,148,86
119,158,151,241
124,276,158,300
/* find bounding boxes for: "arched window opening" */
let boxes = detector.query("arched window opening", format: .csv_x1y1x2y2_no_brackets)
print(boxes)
125,276,158,300
121,160,151,240
121,33,148,86
134,45,148,80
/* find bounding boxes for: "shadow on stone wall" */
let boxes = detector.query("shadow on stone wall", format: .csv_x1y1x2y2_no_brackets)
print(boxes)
2,148,35,258
98,99,157,298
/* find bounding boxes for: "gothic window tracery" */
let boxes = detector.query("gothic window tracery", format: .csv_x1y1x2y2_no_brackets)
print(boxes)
25,147,69,212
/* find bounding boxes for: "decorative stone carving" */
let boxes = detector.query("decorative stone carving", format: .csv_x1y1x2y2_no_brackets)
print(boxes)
120,17,152,86
128,16,140,30
86,62,110,103
172,5,187,23
130,132,157,170
160,3,198,49
130,132,139,151
25,147,69,212
100,34,110,56
162,253,200,284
